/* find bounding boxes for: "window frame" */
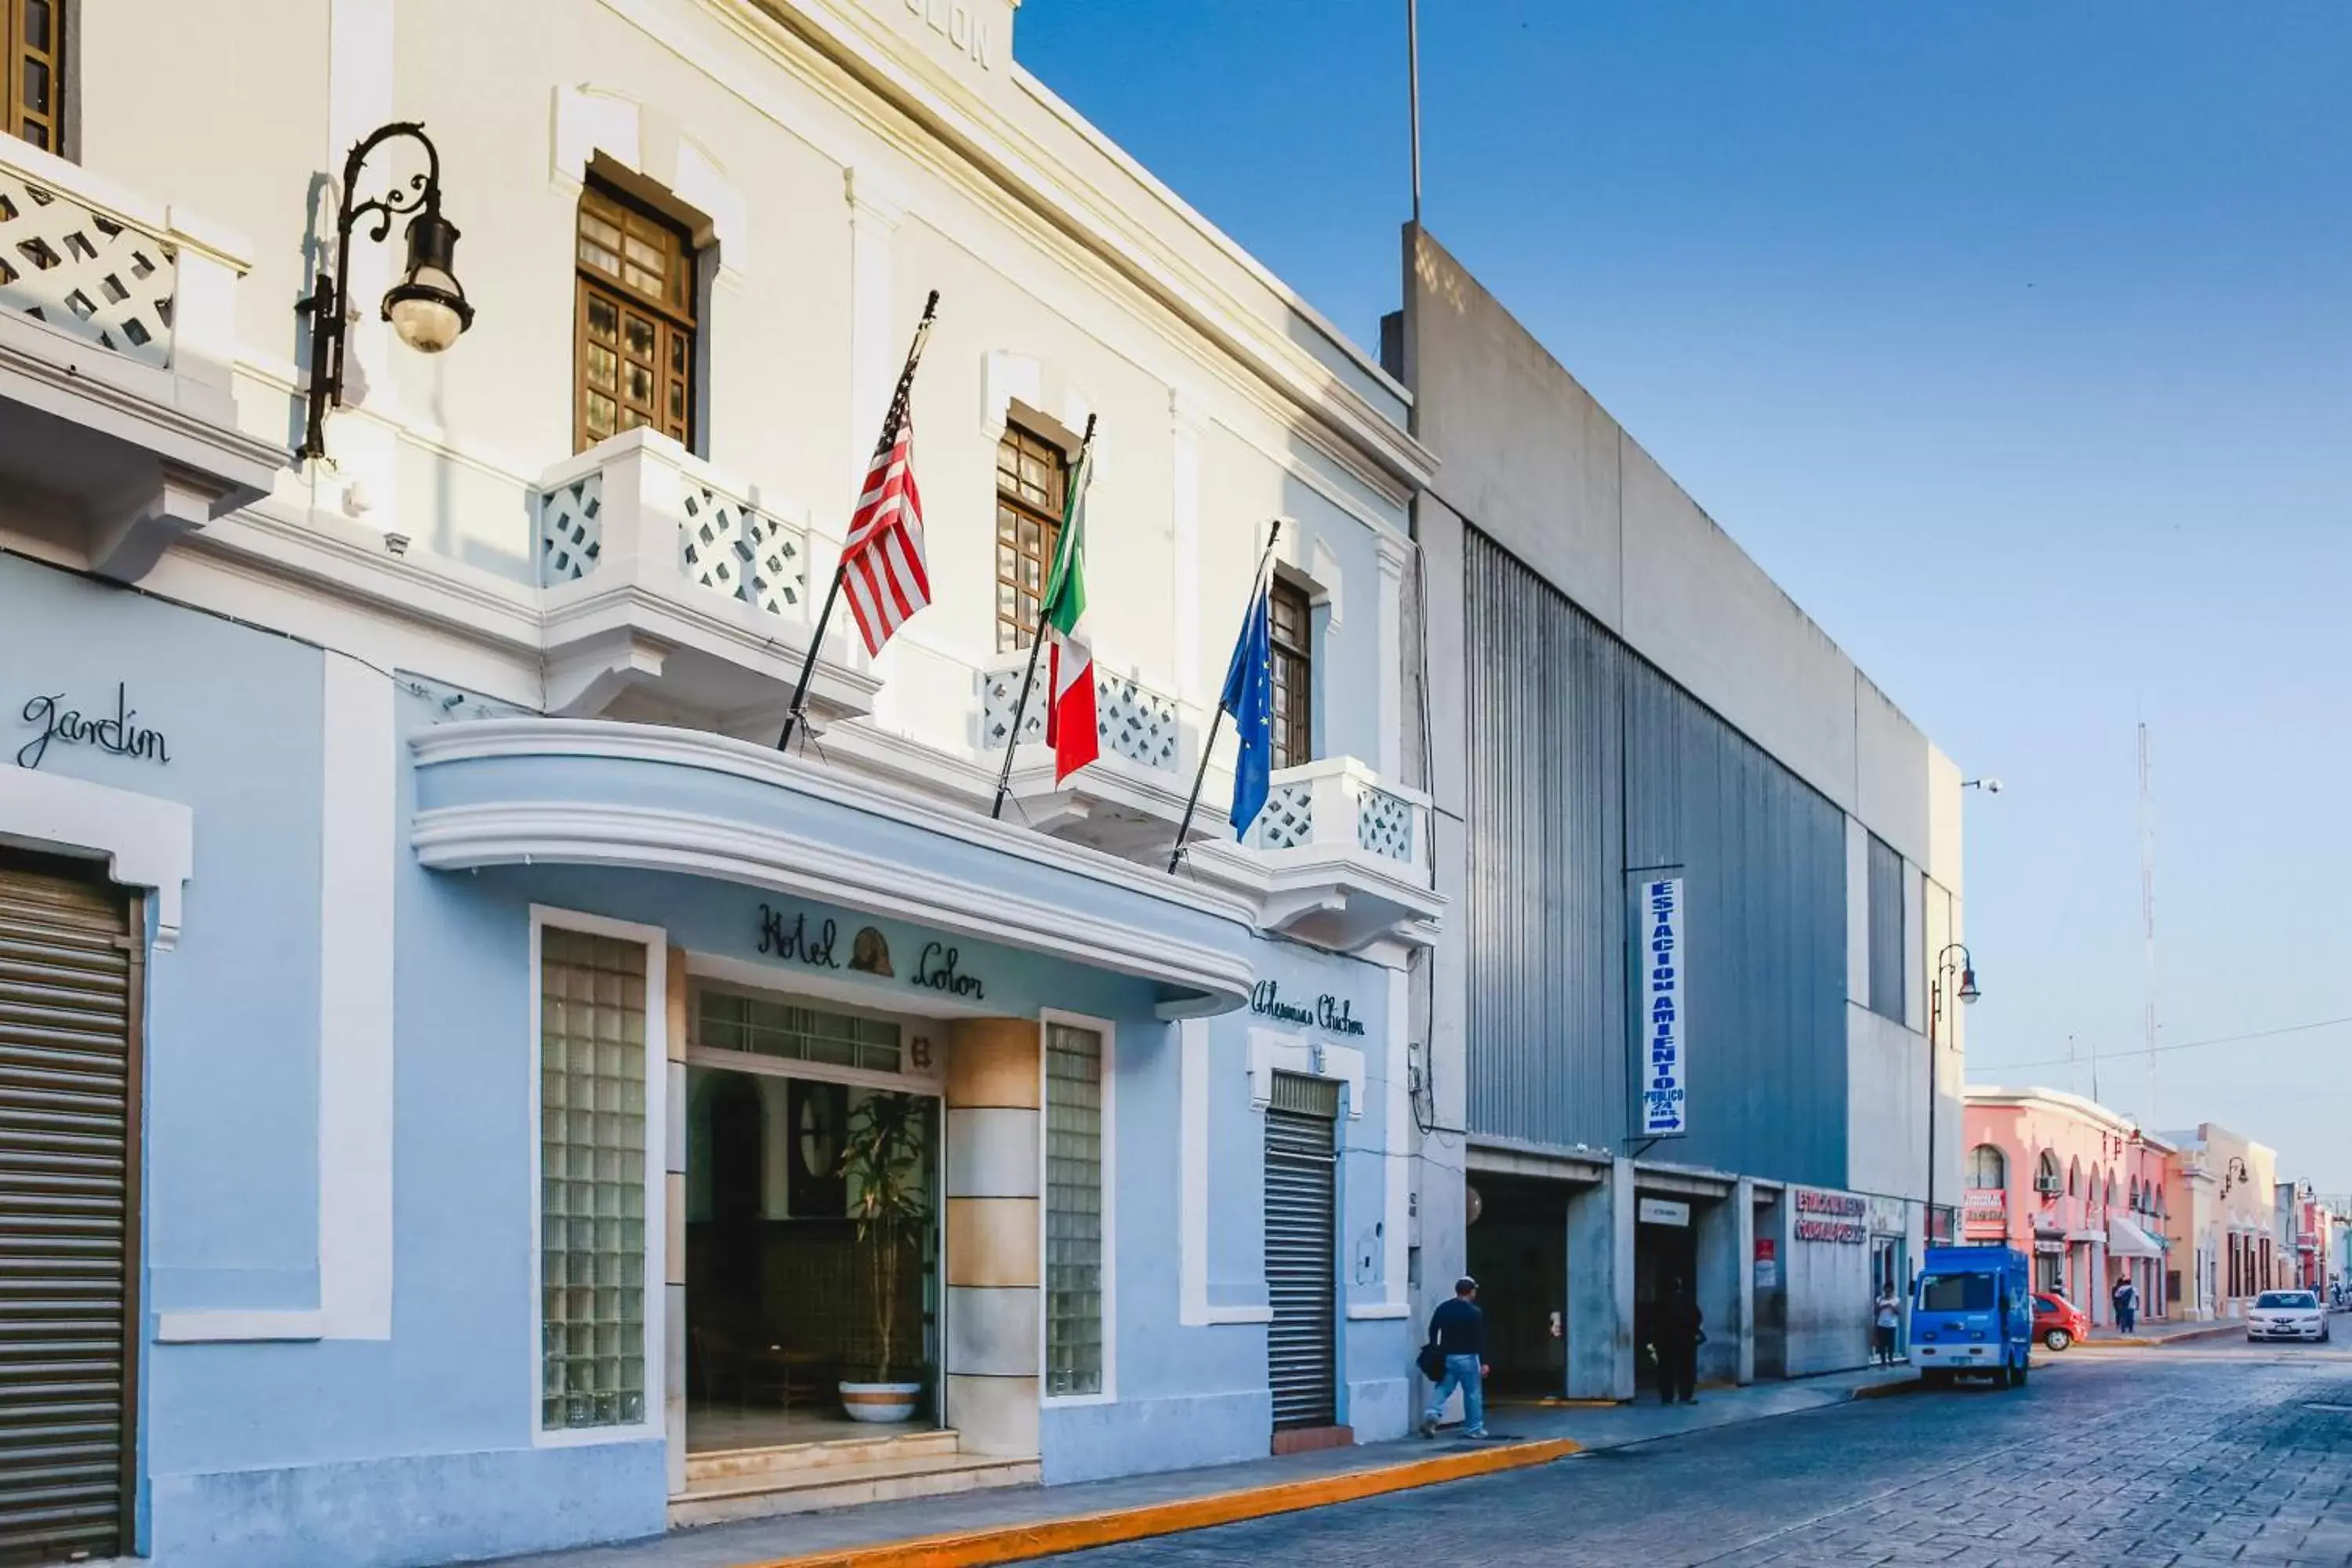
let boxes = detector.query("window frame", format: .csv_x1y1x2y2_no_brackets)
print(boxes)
1267,575,1314,771
528,905,669,1449
574,182,698,455
993,420,1069,655
1037,1007,1116,1408
1965,1143,2006,1190
4,0,65,154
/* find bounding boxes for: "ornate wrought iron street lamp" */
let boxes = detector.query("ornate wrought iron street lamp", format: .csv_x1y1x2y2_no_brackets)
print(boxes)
1926,942,1980,1243
298,122,474,461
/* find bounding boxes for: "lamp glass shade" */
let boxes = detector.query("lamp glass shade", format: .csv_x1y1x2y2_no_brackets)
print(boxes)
383,211,474,354
1958,967,1981,1004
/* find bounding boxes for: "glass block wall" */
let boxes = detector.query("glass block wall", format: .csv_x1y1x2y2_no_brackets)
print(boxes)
1044,1023,1105,1396
540,927,650,1431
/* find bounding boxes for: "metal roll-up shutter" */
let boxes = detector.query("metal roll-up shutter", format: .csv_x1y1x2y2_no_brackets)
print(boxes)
1264,1074,1339,1432
0,859,136,1566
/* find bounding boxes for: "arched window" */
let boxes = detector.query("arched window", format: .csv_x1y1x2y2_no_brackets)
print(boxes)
2036,1150,2061,1194
2067,1157,2080,1196
1967,1145,2007,1189
2129,1175,2140,1212
2107,1171,2118,1209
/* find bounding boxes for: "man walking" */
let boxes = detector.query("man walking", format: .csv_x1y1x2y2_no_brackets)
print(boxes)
1657,1276,1703,1405
1418,1276,1489,1440
2113,1273,2139,1334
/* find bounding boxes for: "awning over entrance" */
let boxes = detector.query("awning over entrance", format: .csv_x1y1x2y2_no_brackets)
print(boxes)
2107,1214,2163,1259
410,718,1259,1016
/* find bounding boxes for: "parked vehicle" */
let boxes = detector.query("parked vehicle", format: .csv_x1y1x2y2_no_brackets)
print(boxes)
2032,1291,2091,1352
1912,1245,2034,1387
2246,1290,2330,1343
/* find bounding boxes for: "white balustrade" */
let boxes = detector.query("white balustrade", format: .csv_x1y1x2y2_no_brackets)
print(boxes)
533,430,807,619
1247,757,1425,870
978,656,1183,774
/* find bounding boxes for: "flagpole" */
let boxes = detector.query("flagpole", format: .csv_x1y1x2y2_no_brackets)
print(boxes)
779,290,940,753
1168,518,1282,874
990,412,1097,820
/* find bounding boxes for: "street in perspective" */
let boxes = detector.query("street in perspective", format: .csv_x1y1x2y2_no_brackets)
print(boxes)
0,4,2344,1568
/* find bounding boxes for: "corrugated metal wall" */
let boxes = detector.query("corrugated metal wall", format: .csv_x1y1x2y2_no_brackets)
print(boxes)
1465,528,1849,1185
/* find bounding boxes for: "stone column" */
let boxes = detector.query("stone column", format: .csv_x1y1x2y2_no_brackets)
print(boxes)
943,1019,1041,1457
1565,1160,1634,1400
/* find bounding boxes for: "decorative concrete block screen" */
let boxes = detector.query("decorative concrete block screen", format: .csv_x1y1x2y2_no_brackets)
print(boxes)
0,172,175,369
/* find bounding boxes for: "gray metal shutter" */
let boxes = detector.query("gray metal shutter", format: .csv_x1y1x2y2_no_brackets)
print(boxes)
1264,1075,1339,1431
0,861,135,1566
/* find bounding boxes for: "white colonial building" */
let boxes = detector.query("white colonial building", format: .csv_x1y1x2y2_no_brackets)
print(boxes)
0,2,1443,1563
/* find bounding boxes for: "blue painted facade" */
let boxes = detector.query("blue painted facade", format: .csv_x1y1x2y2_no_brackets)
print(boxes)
1,540,1421,1565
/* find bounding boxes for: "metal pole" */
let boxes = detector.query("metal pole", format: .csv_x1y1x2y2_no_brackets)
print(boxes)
1407,0,1422,228
779,290,939,753
1168,519,1282,873
991,414,1097,819
1927,967,1939,1246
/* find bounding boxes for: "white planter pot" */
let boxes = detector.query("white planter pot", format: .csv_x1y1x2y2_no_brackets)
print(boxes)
839,1381,923,1424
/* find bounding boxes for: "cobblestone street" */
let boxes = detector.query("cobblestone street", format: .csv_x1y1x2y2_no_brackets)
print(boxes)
1055,1344,2352,1566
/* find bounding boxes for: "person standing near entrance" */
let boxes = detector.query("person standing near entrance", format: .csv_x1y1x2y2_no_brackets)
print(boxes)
2113,1273,2140,1334
1417,1276,1489,1439
1656,1276,1703,1405
1874,1285,1901,1367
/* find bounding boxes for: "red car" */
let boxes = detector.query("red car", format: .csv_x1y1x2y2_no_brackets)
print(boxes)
2033,1292,2090,1351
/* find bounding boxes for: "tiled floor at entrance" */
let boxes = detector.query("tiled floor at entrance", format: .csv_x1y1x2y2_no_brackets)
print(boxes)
688,1402,881,1454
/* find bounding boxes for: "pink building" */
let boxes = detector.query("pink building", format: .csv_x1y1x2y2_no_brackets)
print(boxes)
1963,1087,2174,1327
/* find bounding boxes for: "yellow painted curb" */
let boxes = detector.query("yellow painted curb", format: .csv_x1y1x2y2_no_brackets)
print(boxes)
733,1439,1582,1568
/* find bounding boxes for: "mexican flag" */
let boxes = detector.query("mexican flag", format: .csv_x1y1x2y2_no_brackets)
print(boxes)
1040,446,1098,782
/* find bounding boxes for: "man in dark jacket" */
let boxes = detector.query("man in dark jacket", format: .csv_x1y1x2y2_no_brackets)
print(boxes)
1656,1276,1703,1406
1418,1276,1489,1439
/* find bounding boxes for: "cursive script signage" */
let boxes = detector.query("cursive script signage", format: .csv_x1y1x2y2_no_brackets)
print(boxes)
757,906,984,1001
16,684,169,771
1248,979,1366,1038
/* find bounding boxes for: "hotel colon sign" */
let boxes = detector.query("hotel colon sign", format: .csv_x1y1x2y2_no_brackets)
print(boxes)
0,0,1443,1562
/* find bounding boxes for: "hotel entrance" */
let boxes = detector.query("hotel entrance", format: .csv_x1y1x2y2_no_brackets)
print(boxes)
683,982,943,1458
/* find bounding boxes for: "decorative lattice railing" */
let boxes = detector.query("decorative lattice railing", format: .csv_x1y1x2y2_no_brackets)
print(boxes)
978,659,1184,774
0,168,176,369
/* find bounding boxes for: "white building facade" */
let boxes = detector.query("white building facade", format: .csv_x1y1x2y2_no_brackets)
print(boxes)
0,3,1442,1563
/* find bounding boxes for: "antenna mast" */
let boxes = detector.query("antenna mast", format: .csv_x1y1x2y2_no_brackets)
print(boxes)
2139,721,2158,1125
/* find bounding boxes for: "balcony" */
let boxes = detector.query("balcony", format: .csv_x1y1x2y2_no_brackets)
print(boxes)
976,653,1195,859
1240,757,1439,952
0,140,281,579
533,430,878,729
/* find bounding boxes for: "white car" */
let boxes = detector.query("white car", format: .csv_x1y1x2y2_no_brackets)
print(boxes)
2246,1290,2330,1343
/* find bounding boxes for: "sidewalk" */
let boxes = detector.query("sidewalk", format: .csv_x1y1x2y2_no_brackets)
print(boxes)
487,1364,1924,1568
2078,1317,2244,1348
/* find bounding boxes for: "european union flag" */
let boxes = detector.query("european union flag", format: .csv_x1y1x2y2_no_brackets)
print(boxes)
1220,582,1274,837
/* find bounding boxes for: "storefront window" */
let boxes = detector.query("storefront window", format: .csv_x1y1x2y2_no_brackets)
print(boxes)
1044,1022,1105,1396
539,927,649,1431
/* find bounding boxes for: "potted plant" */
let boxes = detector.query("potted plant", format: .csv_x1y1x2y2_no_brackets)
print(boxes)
836,1090,927,1423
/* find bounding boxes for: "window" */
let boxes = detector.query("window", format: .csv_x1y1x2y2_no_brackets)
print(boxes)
1966,1144,2006,1189
2129,1176,2140,1212
994,423,1067,652
1269,578,1312,770
575,185,695,452
1865,833,1904,1022
538,926,651,1432
4,0,62,152
1043,1021,1105,1397
2035,1150,2061,1195
1918,1272,1994,1312
2067,1158,2080,1197
695,989,902,1075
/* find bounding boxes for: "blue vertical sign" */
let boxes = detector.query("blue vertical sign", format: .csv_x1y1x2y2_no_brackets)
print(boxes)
1638,874,1687,1137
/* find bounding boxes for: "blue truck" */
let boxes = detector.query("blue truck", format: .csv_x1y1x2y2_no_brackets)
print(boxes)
1910,1244,2034,1388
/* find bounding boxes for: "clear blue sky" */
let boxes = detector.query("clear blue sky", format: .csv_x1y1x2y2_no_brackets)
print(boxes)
1019,2,2352,1189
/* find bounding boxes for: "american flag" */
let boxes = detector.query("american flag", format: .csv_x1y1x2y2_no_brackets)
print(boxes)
838,408,931,655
